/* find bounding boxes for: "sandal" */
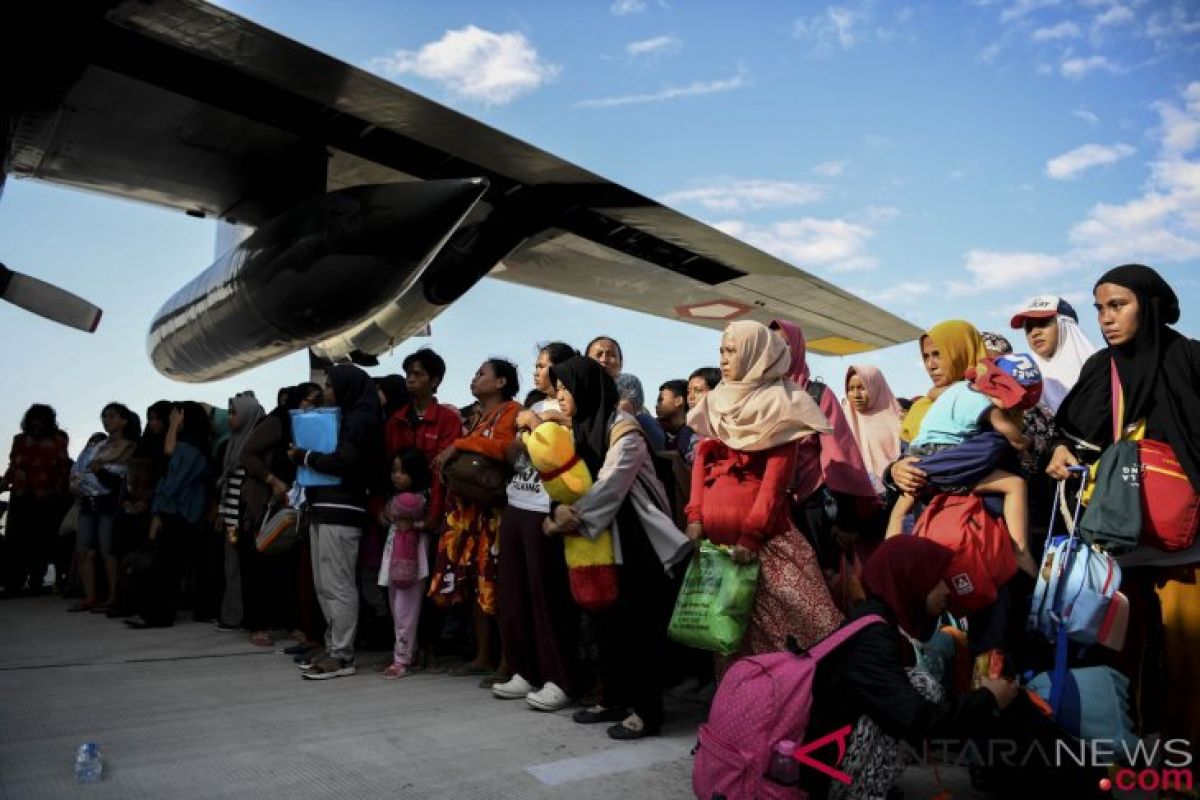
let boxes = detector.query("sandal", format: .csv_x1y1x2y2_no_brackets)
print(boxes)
381,662,412,680
249,631,273,647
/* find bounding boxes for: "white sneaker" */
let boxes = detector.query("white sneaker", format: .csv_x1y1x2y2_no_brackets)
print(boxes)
492,673,533,699
526,681,570,712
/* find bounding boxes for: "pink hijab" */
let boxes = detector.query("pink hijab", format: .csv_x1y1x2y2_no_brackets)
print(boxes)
769,320,879,501
841,365,903,489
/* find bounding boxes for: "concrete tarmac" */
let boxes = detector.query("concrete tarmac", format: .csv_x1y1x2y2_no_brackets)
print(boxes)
0,595,979,799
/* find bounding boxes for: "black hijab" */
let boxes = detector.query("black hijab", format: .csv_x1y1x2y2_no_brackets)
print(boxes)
376,374,410,419
550,355,620,477
329,364,381,422
1056,264,1200,489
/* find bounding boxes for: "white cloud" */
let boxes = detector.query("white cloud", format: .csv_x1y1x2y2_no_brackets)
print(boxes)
862,205,901,223
626,35,681,57
1093,5,1134,28
575,68,747,108
1067,85,1200,264
813,160,847,177
959,250,1071,292
1060,54,1120,79
857,280,935,306
1031,21,1080,41
1145,5,1200,52
949,169,967,180
1045,143,1136,179
1001,0,1060,24
611,0,646,15
372,26,559,105
661,178,825,212
1072,107,1100,126
863,133,892,149
793,4,873,56
715,217,877,272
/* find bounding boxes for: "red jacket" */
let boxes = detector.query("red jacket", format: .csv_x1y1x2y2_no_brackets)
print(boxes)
385,401,462,525
686,438,797,552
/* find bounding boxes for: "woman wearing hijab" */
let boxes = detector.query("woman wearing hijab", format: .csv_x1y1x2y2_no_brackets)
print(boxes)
687,321,844,660
289,364,386,680
540,355,691,740
131,402,211,628
804,536,1018,799
1048,264,1200,747
614,373,667,451
239,386,306,648
768,320,879,571
842,365,904,497
1010,295,1097,415
215,393,265,631
888,320,989,496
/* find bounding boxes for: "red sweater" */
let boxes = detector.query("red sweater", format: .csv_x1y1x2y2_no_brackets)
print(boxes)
686,438,798,551
385,401,462,525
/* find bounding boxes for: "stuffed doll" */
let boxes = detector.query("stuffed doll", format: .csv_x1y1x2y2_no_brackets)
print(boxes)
522,422,618,611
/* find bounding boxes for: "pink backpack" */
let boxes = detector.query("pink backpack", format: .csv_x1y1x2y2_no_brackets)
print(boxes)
692,615,885,800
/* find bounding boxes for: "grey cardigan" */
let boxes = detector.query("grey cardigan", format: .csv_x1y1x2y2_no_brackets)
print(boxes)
571,411,692,572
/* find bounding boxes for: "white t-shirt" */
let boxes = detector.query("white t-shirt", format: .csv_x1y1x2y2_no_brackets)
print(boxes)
505,399,559,513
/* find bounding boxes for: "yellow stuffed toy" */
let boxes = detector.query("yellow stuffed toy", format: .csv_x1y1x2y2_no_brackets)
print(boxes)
522,422,618,611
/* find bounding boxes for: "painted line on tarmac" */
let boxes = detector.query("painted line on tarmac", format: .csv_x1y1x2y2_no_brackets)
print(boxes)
526,738,693,786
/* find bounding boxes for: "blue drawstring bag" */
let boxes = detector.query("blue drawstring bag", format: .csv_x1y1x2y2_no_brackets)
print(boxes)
290,408,341,487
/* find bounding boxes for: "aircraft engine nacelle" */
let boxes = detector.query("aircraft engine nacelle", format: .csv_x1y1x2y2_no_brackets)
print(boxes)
147,179,487,382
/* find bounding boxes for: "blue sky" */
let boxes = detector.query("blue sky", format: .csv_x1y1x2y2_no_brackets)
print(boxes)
1,0,1198,466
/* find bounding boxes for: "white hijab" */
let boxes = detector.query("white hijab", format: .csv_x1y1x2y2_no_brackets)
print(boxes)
1032,314,1097,413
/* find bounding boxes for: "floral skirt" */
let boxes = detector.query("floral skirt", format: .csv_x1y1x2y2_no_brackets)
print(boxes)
829,669,944,800
740,529,844,657
427,496,500,615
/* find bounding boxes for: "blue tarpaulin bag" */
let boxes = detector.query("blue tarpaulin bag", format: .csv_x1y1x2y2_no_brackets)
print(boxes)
290,408,341,488
1028,471,1126,650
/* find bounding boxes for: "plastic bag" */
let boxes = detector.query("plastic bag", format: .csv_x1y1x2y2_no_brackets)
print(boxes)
667,541,759,655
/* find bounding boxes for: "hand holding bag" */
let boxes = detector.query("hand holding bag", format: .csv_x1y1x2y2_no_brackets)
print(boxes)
667,541,759,655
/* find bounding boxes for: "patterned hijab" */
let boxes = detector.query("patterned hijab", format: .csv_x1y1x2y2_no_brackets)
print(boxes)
688,320,831,452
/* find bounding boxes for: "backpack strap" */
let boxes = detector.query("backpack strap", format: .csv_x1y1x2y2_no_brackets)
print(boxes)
609,418,643,448
807,614,887,662
1109,358,1123,444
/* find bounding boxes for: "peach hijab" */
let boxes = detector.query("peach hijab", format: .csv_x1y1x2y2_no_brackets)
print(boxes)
842,365,904,483
687,320,832,452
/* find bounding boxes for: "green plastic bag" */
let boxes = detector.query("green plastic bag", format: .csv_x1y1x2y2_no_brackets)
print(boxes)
667,541,760,655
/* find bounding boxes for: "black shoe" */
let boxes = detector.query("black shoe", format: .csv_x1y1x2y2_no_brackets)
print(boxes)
572,705,628,725
214,621,238,632
606,718,660,741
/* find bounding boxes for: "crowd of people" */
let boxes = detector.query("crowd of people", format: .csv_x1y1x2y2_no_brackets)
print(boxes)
1,263,1196,798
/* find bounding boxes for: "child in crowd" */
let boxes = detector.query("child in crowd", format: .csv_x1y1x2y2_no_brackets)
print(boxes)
378,448,432,680
886,354,1042,576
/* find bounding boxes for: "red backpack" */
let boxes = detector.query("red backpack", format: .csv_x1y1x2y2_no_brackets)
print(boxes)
912,493,1016,615
692,615,885,800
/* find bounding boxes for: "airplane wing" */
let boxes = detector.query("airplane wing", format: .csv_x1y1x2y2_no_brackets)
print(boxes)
2,0,920,378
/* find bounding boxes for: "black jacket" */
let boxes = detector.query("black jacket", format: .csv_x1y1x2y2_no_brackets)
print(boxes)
293,366,385,527
810,598,998,746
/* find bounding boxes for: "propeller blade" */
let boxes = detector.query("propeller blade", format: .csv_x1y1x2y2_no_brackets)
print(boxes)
0,264,102,332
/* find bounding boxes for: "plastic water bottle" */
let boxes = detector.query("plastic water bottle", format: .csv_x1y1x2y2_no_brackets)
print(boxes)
767,739,800,785
75,742,102,784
